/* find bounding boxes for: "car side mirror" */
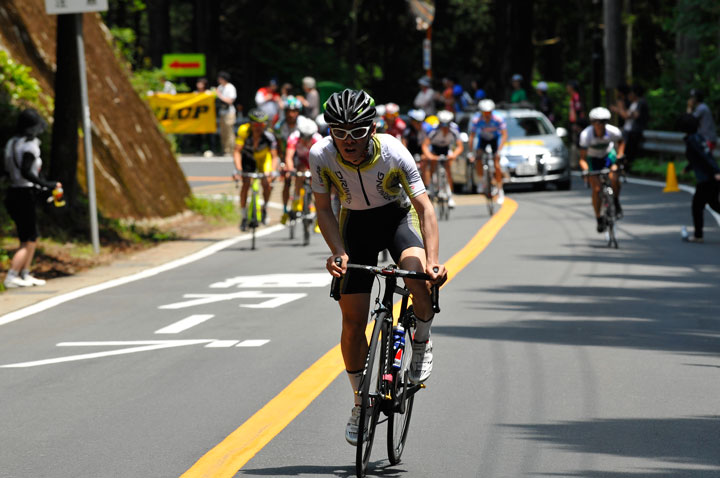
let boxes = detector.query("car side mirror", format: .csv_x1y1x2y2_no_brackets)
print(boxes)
555,127,568,138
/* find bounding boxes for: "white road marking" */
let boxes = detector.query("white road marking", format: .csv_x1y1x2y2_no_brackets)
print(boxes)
158,291,307,310
209,273,333,289
1,338,271,368
205,340,240,348
1,340,212,368
0,225,285,328
237,340,270,347
155,314,215,334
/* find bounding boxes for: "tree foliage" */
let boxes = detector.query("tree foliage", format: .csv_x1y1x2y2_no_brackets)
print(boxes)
102,0,720,130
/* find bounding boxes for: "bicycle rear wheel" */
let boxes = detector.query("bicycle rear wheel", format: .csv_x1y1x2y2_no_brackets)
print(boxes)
356,316,388,477
387,324,415,465
605,207,618,248
484,167,494,216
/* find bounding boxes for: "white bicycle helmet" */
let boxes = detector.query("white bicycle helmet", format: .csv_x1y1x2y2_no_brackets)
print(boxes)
385,102,400,115
297,115,318,137
536,81,548,92
314,113,328,133
589,106,611,121
408,109,426,122
437,110,454,126
478,99,495,112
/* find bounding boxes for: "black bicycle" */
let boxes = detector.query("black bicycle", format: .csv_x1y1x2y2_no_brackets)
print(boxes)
287,170,314,246
479,147,495,216
585,168,620,248
331,262,441,477
429,155,450,221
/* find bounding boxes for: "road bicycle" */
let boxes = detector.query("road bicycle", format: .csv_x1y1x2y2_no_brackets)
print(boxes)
478,147,496,216
237,171,271,251
287,170,315,246
331,262,441,477
584,168,620,248
429,155,450,221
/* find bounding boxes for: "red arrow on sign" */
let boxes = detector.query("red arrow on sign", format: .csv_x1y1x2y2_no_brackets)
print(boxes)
170,61,201,69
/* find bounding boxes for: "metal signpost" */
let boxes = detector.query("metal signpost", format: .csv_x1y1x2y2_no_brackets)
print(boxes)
408,0,435,78
46,0,107,254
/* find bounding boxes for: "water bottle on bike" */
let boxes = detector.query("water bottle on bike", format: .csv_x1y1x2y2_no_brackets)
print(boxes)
392,324,405,370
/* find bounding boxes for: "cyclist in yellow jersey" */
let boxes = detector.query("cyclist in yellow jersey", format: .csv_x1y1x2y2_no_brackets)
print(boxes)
232,109,280,229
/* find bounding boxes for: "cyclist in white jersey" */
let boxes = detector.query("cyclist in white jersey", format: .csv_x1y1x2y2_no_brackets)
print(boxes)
310,89,447,446
579,107,626,232
421,110,463,207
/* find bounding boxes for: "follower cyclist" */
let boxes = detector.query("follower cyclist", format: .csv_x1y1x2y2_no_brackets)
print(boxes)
579,106,626,232
421,109,463,208
402,109,431,165
468,99,508,203
282,116,323,224
309,89,447,445
232,108,280,230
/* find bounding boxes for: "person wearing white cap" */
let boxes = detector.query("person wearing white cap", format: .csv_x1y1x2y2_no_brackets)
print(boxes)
299,76,320,118
414,76,437,116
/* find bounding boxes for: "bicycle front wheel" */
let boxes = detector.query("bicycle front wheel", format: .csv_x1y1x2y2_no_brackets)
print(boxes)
484,168,494,216
387,324,415,465
356,315,388,477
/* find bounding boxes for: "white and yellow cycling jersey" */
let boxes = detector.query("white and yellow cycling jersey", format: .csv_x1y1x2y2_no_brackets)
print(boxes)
309,133,426,210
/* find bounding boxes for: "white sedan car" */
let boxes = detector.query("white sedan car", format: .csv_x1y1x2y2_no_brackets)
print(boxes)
453,108,571,191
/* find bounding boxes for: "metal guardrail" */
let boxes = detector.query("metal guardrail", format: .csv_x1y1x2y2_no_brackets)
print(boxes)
642,130,720,159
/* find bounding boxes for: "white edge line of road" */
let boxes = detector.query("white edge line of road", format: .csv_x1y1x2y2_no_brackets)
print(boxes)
0,225,285,328
572,172,720,226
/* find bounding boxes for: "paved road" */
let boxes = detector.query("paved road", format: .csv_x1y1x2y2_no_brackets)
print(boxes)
1,166,718,477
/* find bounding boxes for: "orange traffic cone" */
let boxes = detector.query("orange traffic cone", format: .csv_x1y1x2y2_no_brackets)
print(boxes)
663,161,680,192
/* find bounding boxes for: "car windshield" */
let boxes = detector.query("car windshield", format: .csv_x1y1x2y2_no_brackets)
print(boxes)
504,115,554,138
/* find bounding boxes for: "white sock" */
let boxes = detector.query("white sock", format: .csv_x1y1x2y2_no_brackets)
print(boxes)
413,313,434,343
21,269,31,279
347,369,363,406
6,269,18,279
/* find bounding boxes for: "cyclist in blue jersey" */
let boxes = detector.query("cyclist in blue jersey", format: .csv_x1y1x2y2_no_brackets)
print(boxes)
468,99,508,203
310,89,447,446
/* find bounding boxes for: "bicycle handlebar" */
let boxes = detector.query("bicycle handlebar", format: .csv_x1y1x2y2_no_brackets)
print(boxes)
330,261,443,313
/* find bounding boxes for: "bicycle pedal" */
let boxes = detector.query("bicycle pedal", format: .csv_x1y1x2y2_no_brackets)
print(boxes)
420,383,426,389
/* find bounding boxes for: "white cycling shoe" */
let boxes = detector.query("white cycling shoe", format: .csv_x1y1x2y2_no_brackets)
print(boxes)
345,405,367,446
409,340,433,384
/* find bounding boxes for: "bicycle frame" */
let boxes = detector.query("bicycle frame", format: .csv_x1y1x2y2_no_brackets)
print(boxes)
330,263,441,476
586,168,619,248
239,171,269,250
430,155,450,221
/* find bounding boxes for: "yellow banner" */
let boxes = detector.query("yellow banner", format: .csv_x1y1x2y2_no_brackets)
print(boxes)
148,92,217,134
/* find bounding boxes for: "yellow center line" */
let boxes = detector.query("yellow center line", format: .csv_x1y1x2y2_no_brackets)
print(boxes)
180,198,518,478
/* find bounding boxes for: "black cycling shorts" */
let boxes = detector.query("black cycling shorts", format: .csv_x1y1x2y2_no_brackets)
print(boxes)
477,137,499,156
4,187,38,242
338,202,424,294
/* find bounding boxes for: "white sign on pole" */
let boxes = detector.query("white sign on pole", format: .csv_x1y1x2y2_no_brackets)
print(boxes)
45,0,108,15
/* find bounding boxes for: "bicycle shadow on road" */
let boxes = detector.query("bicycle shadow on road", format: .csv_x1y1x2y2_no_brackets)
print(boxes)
237,461,406,477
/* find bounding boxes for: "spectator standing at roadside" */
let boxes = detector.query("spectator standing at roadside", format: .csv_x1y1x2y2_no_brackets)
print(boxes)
3,109,60,289
414,76,437,116
299,76,320,119
510,74,527,103
441,77,456,112
535,81,555,124
193,78,215,156
687,88,717,152
255,79,282,126
678,113,720,243
216,71,237,156
566,79,585,143
616,85,649,167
